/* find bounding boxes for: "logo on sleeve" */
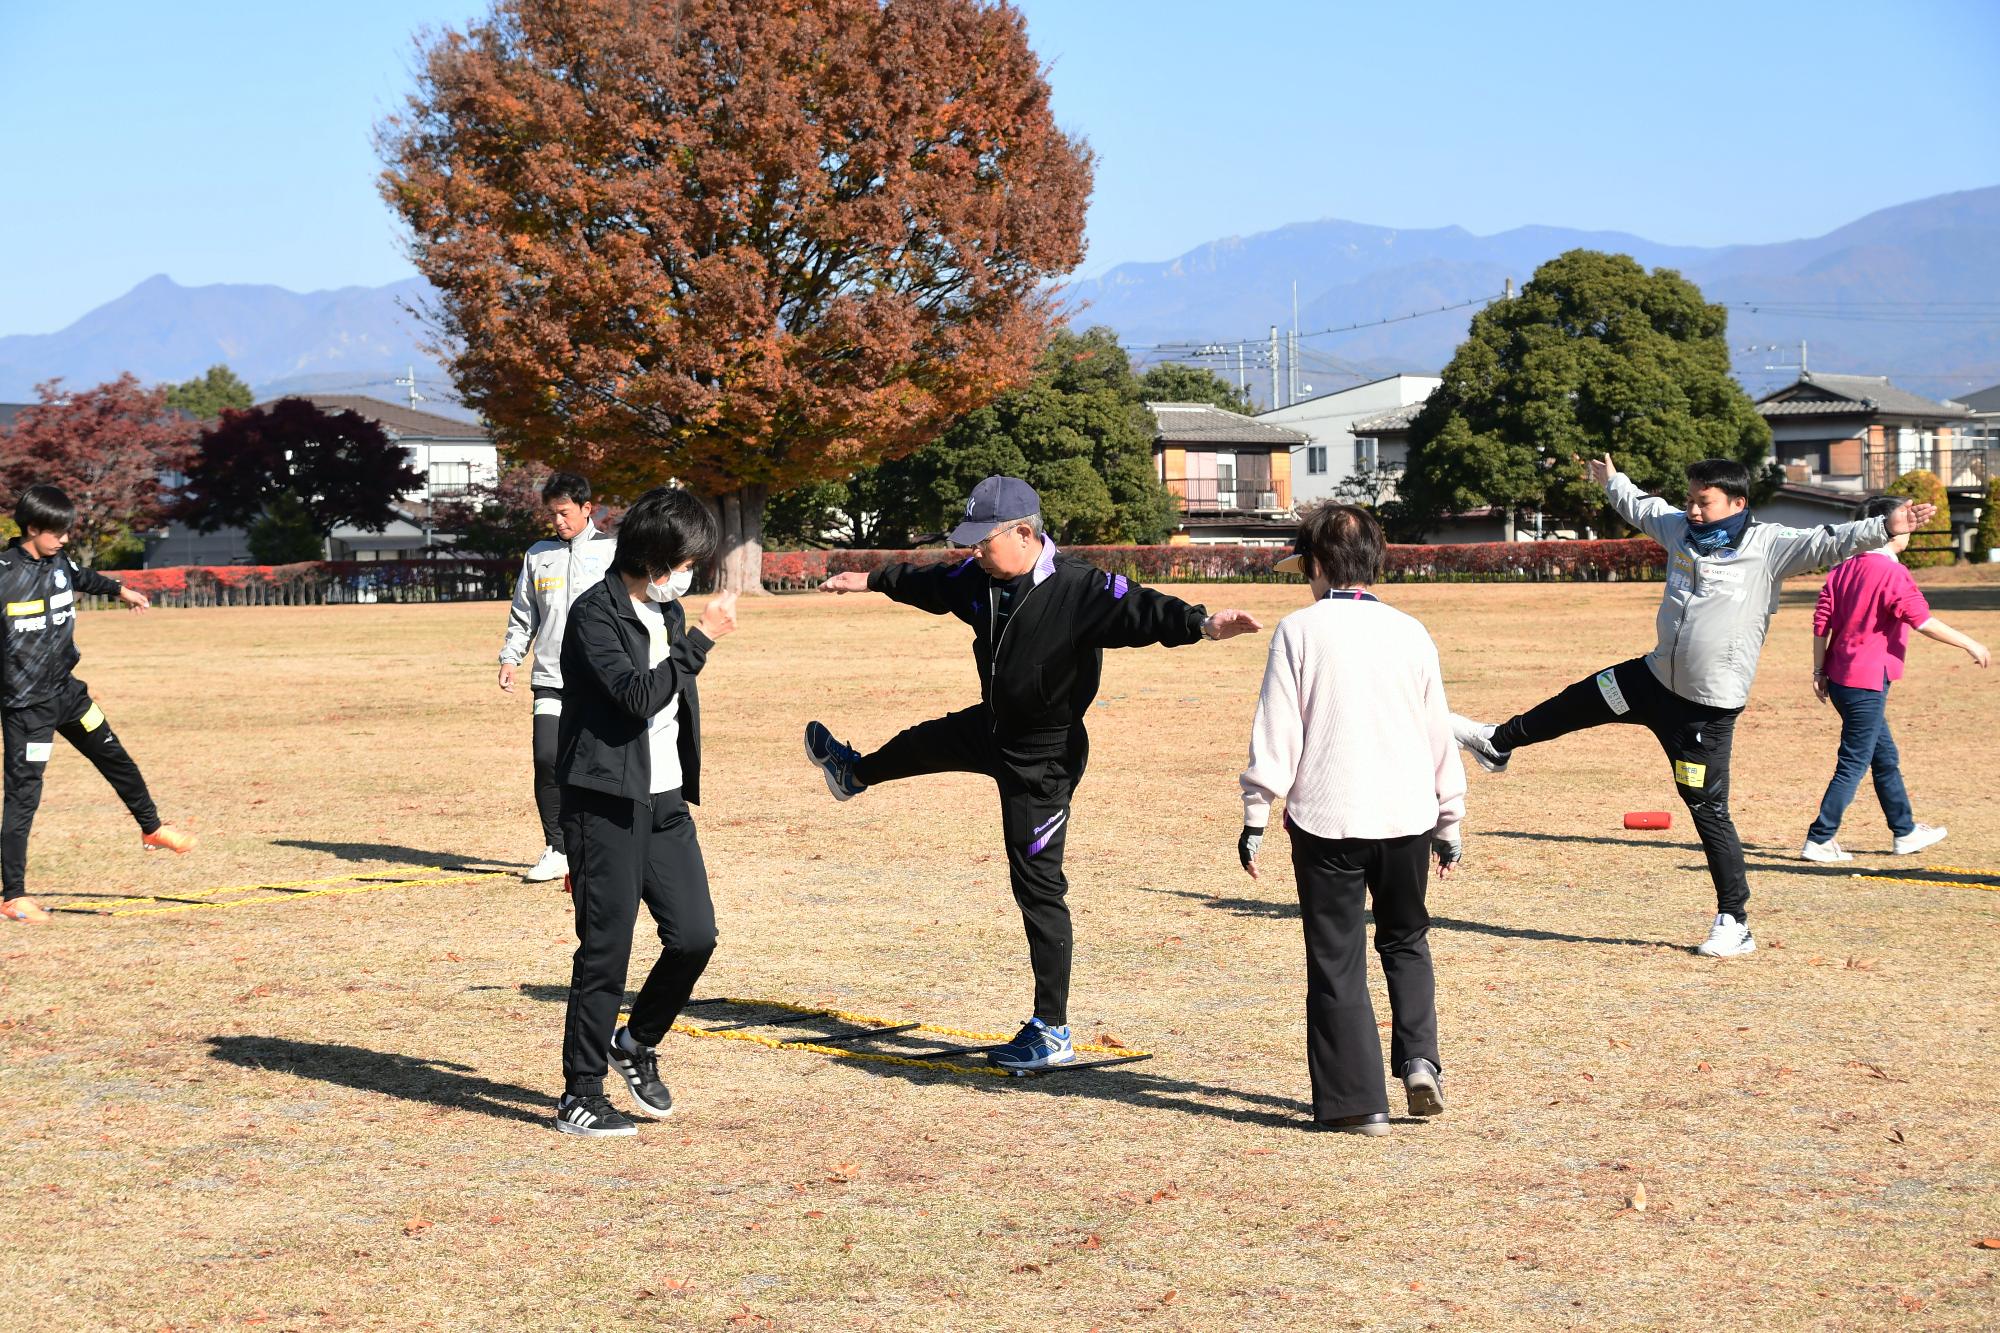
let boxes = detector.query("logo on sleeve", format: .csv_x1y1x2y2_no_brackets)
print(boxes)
53,569,68,591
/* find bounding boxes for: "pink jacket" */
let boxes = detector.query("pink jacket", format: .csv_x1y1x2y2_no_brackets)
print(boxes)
1813,551,1931,690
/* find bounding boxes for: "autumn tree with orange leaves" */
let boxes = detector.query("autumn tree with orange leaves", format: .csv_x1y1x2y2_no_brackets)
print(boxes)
379,0,1092,590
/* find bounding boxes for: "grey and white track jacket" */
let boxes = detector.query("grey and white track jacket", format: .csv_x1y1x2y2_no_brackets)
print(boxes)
498,524,618,690
1606,470,1887,709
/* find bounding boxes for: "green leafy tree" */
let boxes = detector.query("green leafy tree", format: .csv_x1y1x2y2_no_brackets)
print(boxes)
247,492,328,564
1885,469,1954,568
1974,476,2000,563
164,365,254,420
1400,249,1775,534
1135,362,1251,413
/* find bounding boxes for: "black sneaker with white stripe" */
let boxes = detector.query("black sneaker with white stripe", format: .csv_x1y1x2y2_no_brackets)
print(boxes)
609,1026,675,1118
554,1092,637,1138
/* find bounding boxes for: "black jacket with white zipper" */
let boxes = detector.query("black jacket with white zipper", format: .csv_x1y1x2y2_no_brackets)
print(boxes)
0,540,125,709
555,569,711,805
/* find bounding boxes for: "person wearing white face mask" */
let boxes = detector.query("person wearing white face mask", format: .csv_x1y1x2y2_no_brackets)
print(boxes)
550,486,739,1138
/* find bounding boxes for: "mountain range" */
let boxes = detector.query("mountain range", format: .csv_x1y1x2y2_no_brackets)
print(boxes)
3,186,1996,413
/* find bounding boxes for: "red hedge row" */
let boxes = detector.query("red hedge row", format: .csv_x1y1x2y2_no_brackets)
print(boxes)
102,559,517,607
767,538,1668,587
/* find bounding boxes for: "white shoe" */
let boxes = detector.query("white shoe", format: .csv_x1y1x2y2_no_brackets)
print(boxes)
524,845,569,882
1891,824,1947,856
1696,913,1756,958
1800,838,1853,863
1448,713,1510,774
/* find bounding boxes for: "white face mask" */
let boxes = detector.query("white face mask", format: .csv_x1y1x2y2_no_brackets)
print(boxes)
647,568,693,602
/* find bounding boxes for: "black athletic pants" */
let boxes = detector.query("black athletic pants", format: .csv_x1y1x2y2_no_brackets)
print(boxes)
852,706,1081,1027
1289,823,1437,1122
1491,656,1750,921
559,786,717,1097
531,686,563,848
3,678,160,901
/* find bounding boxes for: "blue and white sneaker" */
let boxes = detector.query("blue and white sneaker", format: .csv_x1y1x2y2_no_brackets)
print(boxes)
804,721,868,801
989,1017,1075,1071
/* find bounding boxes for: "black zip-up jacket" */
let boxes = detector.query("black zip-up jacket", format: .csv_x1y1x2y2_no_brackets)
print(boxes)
0,540,124,709
556,569,712,805
868,546,1209,756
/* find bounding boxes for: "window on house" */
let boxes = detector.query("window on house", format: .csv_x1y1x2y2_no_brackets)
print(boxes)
430,461,472,496
1355,437,1379,470
1306,446,1327,475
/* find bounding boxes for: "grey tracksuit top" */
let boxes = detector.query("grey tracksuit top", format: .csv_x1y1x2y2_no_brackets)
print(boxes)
498,524,619,690
1606,470,1888,709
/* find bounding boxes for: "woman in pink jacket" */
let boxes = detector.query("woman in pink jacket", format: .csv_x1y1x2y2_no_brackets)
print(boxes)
1802,496,1989,862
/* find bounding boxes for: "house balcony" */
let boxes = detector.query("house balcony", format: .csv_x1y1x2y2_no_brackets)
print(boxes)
1169,479,1281,514
1862,444,1997,492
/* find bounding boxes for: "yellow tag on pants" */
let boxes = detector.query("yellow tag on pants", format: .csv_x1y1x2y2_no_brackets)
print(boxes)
79,703,105,732
1673,760,1707,788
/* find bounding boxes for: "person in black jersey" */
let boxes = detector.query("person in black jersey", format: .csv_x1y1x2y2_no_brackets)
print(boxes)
804,476,1262,1069
0,485,193,923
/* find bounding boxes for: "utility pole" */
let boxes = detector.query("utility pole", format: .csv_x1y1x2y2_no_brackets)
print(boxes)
1269,325,1280,411
1236,341,1246,400
1290,281,1300,405
1503,277,1513,300
396,365,425,410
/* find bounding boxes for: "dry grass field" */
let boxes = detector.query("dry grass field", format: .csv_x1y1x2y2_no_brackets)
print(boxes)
3,567,1998,1331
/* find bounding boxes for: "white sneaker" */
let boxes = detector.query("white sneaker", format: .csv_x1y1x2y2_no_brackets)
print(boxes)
1696,913,1756,958
1800,838,1853,863
1448,713,1510,774
524,845,569,882
1891,824,1947,856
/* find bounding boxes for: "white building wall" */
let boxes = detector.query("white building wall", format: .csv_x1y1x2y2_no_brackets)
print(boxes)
401,439,500,502
1256,375,1441,505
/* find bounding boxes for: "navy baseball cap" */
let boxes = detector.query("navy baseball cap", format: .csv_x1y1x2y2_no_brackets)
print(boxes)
948,476,1041,547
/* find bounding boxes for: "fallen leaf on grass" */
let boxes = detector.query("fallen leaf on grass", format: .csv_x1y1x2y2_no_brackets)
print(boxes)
1886,1129,1905,1144
1012,1262,1042,1274
402,1217,431,1236
1696,1061,1712,1073
1629,1182,1648,1212
1149,1186,1179,1203
1845,957,1878,971
1079,1234,1102,1250
1096,1033,1128,1049
1244,1148,1274,1156
1159,1290,1178,1305
1606,1037,1630,1049
1973,1237,2000,1249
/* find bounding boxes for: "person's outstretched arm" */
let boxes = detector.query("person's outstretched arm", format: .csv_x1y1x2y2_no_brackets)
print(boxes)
818,558,966,616
1771,504,1937,579
498,550,539,692
1916,616,1990,667
1074,569,1261,650
1590,454,1683,544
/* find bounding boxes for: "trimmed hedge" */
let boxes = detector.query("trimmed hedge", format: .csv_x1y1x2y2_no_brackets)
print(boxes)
1884,470,1955,568
101,560,517,607
1974,477,2000,563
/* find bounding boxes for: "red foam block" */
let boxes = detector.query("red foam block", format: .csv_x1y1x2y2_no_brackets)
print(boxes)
1623,811,1672,830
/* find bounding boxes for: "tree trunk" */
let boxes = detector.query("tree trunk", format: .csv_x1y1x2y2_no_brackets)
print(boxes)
714,483,770,594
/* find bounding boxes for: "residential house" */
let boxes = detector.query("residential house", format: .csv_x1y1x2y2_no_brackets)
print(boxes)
145,395,499,566
1755,371,1990,553
1254,373,1441,505
1146,402,1306,545
1347,404,1512,543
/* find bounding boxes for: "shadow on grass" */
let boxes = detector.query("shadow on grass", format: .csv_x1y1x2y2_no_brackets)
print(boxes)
1483,828,1767,855
1133,885,1680,949
1781,582,2000,614
271,839,520,873
206,1035,548,1126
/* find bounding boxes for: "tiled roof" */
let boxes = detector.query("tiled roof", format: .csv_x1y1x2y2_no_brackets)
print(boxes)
280,394,490,439
0,403,29,431
1755,373,1971,419
1147,401,1308,447
1958,382,2000,413
1352,402,1424,434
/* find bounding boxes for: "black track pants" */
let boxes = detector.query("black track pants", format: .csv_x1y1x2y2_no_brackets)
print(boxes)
1490,657,1749,921
1288,823,1437,1122
559,786,716,1097
531,687,562,848
2,678,160,900
853,707,1081,1027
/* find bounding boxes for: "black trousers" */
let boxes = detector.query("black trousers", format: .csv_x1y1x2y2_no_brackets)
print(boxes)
559,786,717,1097
3,677,160,901
1290,824,1438,1121
853,707,1082,1027
1491,656,1749,921
531,686,563,847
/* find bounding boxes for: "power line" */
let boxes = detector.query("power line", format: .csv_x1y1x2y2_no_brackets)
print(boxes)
1125,293,1501,353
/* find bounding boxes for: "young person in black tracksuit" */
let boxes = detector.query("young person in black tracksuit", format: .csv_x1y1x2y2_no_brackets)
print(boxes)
0,486,193,924
552,486,739,1138
804,476,1262,1070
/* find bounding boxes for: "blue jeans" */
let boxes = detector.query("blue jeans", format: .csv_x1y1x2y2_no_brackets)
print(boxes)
1807,678,1915,843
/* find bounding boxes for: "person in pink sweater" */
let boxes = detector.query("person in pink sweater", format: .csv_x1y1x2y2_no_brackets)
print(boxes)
1239,502,1466,1136
1802,496,1989,862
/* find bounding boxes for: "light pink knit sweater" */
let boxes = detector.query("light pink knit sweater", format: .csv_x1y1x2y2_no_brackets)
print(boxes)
1240,595,1466,843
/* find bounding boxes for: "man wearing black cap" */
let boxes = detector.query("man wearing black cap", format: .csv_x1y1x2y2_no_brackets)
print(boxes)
805,476,1262,1069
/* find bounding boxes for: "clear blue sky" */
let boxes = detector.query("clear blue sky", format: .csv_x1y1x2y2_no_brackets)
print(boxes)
3,0,1996,335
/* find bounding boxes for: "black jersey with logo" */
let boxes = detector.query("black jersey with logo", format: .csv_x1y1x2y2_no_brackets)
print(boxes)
0,540,124,708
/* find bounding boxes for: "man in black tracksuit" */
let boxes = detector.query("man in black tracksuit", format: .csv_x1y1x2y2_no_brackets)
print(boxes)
805,476,1262,1070
0,485,192,923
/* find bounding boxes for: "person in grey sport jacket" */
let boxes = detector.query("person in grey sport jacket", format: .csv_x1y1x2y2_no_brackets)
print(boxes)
497,471,618,882
1450,454,1936,960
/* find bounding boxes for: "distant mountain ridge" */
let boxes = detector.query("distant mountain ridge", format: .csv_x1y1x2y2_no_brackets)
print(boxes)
3,187,1995,411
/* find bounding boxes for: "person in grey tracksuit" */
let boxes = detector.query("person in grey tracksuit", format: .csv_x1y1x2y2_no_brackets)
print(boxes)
1451,453,1936,959
497,472,617,882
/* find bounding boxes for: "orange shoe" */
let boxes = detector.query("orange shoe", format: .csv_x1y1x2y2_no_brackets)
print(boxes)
142,825,195,854
0,897,52,922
